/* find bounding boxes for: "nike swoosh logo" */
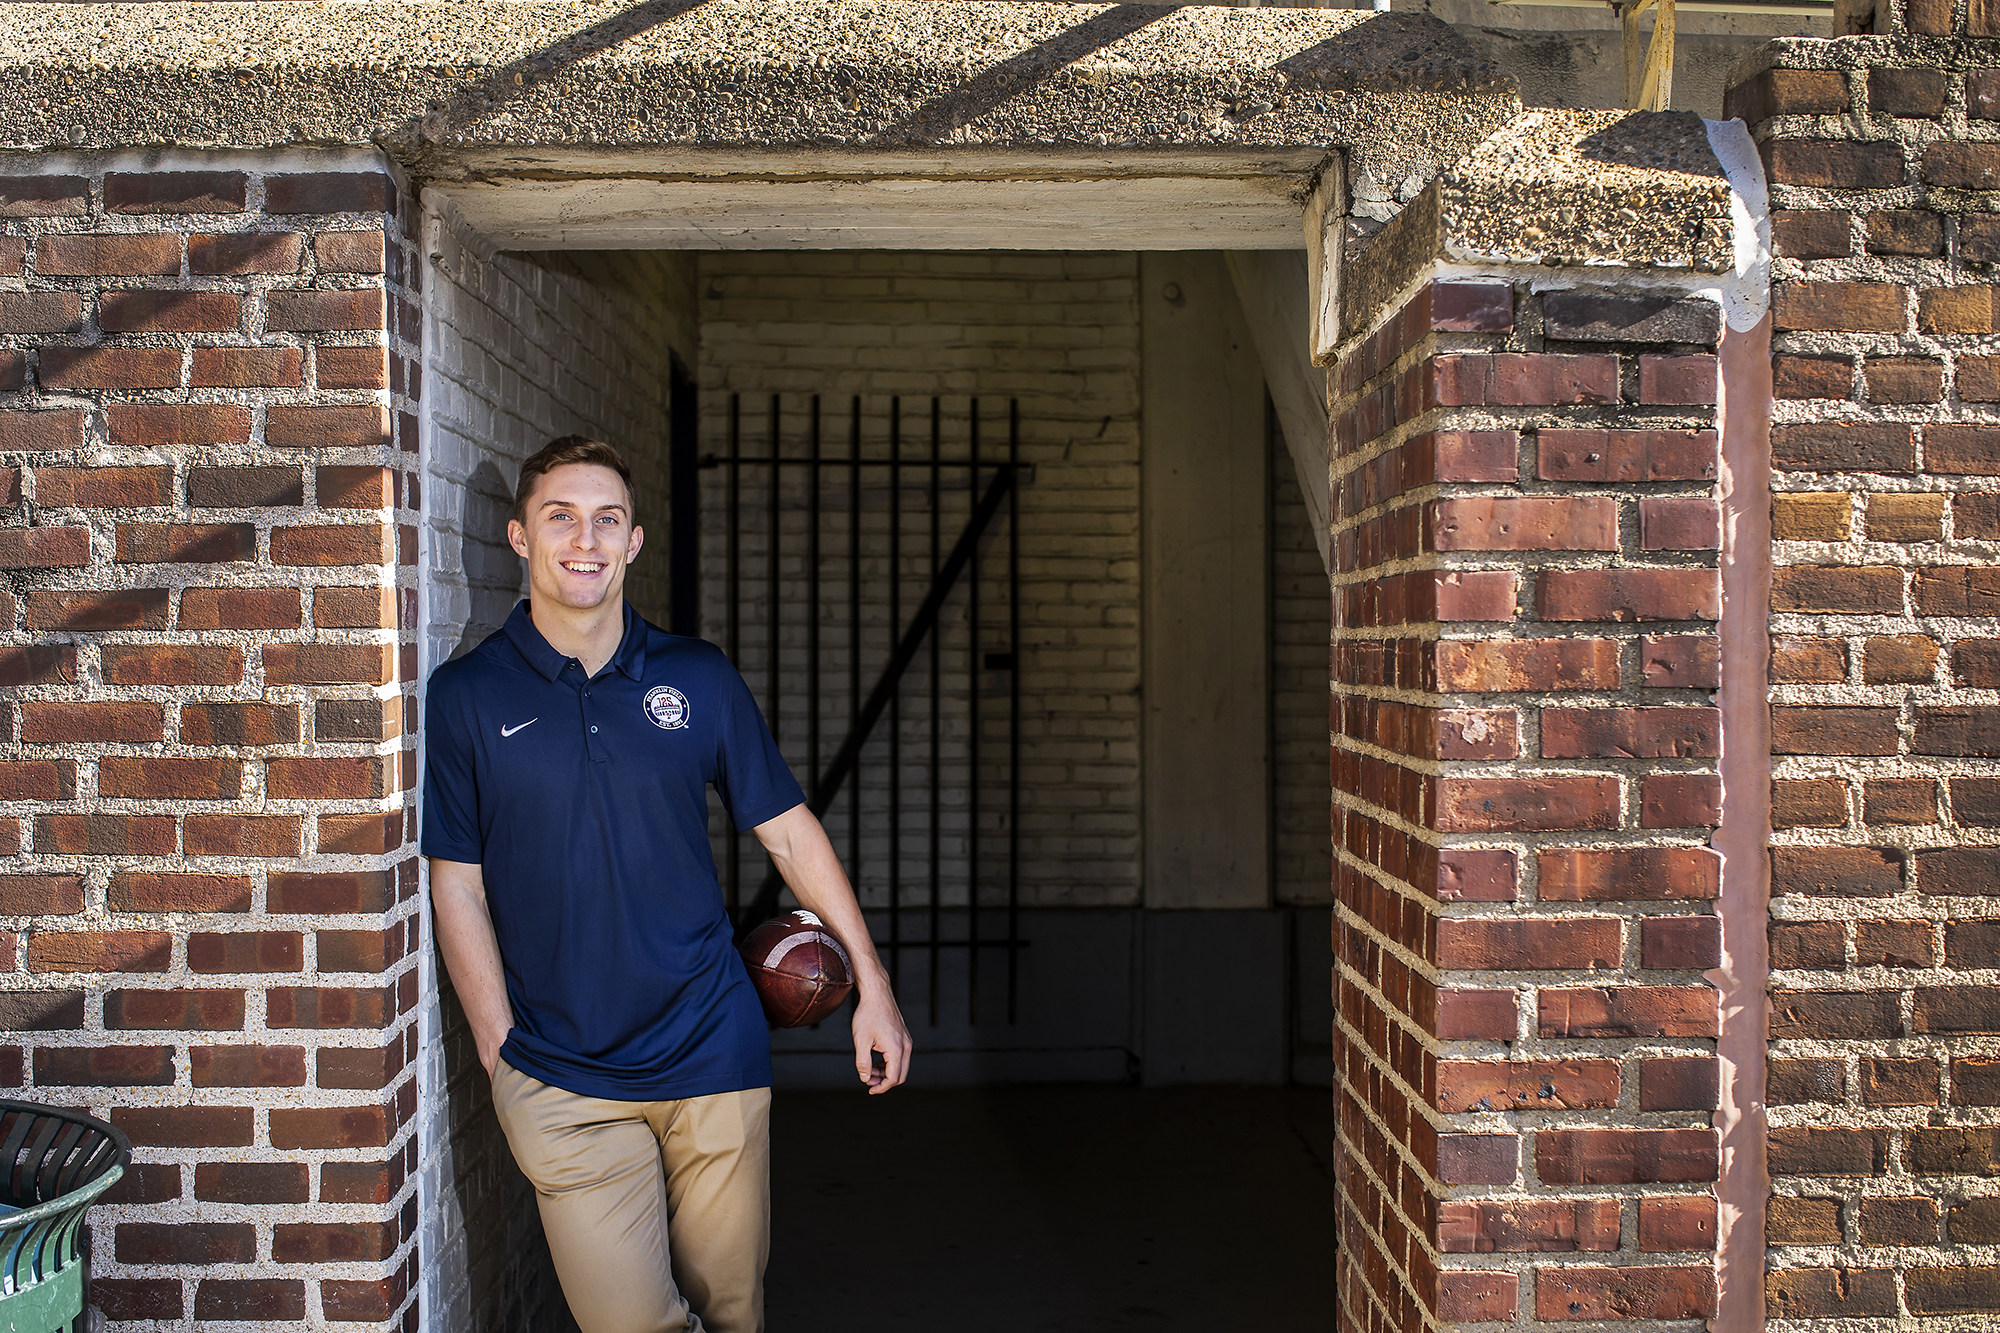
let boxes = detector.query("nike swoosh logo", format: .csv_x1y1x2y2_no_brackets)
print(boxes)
500,718,538,738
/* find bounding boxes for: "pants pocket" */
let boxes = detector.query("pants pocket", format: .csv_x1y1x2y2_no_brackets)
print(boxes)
488,1058,531,1141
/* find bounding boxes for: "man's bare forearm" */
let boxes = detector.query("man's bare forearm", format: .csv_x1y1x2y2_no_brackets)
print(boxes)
751,805,891,990
428,858,516,1075
752,804,912,1090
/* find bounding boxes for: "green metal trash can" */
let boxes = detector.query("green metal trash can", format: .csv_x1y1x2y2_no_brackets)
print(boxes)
0,1102,128,1333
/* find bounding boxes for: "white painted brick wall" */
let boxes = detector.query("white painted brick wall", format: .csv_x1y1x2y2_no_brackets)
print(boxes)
695,249,1331,914
1272,419,1334,907
416,194,689,1333
695,251,1145,910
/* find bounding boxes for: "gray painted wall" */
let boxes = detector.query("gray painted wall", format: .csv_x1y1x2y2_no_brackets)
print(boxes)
1139,253,1272,912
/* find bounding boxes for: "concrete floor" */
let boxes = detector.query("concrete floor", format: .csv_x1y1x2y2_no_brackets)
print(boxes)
767,1086,1335,1331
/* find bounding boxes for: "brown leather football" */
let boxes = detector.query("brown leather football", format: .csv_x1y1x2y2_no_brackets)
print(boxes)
739,910,855,1027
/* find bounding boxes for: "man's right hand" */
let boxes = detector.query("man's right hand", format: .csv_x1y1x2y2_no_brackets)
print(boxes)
477,1026,511,1079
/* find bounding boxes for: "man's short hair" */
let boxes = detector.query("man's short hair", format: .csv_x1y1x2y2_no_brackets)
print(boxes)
513,435,635,524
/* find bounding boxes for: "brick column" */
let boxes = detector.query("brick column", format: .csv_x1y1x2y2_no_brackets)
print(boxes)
1332,188,1735,1327
0,157,420,1329
1730,17,2000,1325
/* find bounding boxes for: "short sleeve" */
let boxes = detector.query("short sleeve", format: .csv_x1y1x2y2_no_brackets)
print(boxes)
711,660,805,829
421,676,485,863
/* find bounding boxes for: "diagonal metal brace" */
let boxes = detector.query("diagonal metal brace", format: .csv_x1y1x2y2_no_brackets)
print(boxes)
736,462,1016,936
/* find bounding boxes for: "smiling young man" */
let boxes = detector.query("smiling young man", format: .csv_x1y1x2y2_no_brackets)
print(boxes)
423,436,911,1333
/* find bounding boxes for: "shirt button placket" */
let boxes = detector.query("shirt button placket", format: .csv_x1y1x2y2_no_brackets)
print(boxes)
575,663,606,761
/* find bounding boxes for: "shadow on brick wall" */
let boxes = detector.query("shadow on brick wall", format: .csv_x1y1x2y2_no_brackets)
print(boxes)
439,979,577,1333
455,459,522,661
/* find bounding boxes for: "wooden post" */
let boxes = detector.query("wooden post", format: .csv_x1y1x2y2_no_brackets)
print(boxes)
1642,0,1675,109
1623,0,1675,111
1303,159,1344,366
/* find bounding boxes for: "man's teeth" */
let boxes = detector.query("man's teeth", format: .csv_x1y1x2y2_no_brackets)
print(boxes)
564,562,604,572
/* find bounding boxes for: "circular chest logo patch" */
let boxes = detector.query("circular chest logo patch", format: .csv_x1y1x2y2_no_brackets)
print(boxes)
643,686,690,730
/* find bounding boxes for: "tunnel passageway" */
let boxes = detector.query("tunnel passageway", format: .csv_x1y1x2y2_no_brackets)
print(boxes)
768,1085,1334,1331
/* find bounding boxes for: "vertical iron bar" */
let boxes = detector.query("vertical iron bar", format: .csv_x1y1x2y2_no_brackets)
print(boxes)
849,397,862,906
809,396,822,814
927,397,942,1026
1267,394,1289,1074
1008,397,1021,1024
667,352,701,635
1266,394,1281,908
888,397,902,994
728,393,742,920
968,398,981,1026
767,395,781,746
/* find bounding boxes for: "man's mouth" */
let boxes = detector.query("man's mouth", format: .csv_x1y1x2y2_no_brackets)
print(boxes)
562,561,606,574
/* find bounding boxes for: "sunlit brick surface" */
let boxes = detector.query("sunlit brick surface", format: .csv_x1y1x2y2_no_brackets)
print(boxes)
0,153,418,1330
1331,268,1724,1333
1731,16,2000,1322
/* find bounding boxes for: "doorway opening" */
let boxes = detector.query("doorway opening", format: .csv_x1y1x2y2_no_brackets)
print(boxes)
421,234,1335,1331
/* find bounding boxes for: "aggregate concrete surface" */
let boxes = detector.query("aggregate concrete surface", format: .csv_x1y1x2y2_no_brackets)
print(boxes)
0,0,1521,217
1344,106,1736,333
1436,107,1735,269
768,1085,1333,1330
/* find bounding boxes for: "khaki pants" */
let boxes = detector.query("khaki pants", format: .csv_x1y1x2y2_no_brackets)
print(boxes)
491,1060,771,1333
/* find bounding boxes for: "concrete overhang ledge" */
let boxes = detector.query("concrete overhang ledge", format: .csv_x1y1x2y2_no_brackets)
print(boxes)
1343,108,1737,334
0,0,1522,239
1436,108,1735,271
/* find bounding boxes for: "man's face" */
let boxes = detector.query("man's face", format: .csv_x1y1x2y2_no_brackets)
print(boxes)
507,463,644,612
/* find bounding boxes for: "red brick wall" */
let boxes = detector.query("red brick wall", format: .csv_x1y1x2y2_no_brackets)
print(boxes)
0,158,419,1329
1730,19,2000,1324
1332,272,1726,1333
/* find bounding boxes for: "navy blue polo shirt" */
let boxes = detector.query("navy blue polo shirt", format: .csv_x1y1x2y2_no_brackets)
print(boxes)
422,600,804,1101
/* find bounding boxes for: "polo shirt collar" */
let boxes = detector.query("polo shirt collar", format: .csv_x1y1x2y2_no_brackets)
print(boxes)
502,600,647,683
611,604,647,681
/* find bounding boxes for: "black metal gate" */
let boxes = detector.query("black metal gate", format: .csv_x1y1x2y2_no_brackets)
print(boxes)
689,394,1024,1023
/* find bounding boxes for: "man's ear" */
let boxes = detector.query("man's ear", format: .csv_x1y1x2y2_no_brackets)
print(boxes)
507,519,529,560
626,525,644,564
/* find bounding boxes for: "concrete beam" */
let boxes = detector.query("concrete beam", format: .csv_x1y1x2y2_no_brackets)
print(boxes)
445,171,1312,249
0,0,1519,223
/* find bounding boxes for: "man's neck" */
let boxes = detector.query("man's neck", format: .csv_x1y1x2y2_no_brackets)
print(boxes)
529,598,626,677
